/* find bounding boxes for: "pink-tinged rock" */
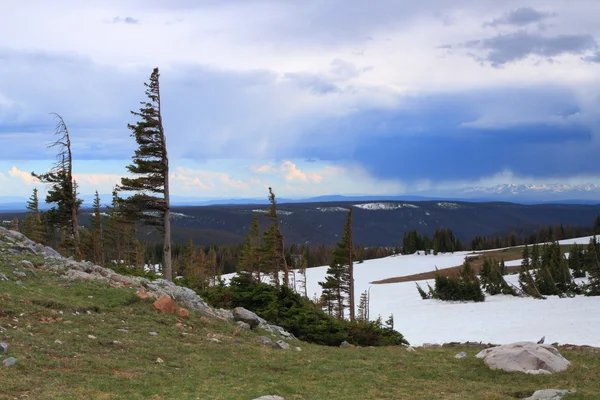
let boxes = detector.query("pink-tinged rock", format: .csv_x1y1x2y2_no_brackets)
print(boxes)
153,296,176,314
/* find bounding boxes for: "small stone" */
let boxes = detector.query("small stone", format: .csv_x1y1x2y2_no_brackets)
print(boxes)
236,321,251,330
149,332,159,336
112,341,122,345
295,347,302,352
86,310,92,315
340,341,350,348
15,280,22,286
13,271,26,278
88,335,97,339
2,357,16,367
256,336,273,346
0,273,8,281
117,328,129,333
252,396,286,400
176,307,189,318
406,346,416,352
54,339,62,345
455,351,467,359
156,357,164,363
272,340,290,350
0,342,8,353
208,338,221,343
21,260,34,269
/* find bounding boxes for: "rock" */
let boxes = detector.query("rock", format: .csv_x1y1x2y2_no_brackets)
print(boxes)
0,342,7,353
88,335,97,339
15,280,22,286
11,245,37,255
215,308,235,321
176,307,189,318
340,341,350,348
21,260,34,269
136,290,155,300
65,269,106,282
156,357,164,363
256,336,273,346
13,271,26,278
2,357,17,367
236,321,251,330
208,338,222,343
0,273,8,281
476,342,570,374
423,343,441,348
153,296,176,314
149,332,159,336
406,346,416,352
232,307,262,328
272,340,290,350
41,246,63,258
295,347,302,352
54,339,62,345
522,389,576,400
146,279,217,319
253,396,286,400
455,352,467,359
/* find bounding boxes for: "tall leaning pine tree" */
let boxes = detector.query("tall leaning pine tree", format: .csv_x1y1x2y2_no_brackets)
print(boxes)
32,113,82,257
119,67,173,281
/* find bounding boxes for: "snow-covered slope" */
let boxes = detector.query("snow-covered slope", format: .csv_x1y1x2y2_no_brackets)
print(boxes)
223,235,600,346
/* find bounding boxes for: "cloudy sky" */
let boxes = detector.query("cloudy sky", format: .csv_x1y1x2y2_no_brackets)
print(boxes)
1,0,599,200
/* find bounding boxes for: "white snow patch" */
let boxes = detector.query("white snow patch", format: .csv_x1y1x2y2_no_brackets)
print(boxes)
354,202,419,210
436,202,461,209
316,207,350,212
252,209,293,216
222,235,600,346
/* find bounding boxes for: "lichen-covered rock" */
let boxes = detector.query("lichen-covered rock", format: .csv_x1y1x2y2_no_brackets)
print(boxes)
522,389,576,400
476,342,570,374
233,307,262,328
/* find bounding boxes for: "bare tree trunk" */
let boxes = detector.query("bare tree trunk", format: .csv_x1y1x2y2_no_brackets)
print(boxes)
348,212,355,321
157,76,172,281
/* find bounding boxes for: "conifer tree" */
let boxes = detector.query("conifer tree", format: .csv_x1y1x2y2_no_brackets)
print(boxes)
318,209,355,319
118,67,172,280
22,188,45,243
259,188,287,286
32,113,82,257
89,191,104,265
205,247,219,286
238,215,261,282
518,245,544,298
10,217,19,232
568,244,585,278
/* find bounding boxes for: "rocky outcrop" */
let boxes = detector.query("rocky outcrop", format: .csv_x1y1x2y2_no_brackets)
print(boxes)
0,227,296,342
476,342,570,374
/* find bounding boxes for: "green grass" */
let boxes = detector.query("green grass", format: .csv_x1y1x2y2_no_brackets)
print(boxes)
1,253,599,400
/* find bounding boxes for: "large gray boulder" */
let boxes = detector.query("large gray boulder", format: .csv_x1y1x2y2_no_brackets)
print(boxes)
522,389,576,400
476,342,570,374
232,307,262,328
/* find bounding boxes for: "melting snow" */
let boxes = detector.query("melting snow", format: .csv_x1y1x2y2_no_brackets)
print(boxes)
316,207,350,212
252,209,293,216
354,202,419,210
222,235,599,346
436,202,461,209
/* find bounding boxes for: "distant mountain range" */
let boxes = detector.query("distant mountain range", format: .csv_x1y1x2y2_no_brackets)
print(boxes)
457,184,600,201
0,183,598,211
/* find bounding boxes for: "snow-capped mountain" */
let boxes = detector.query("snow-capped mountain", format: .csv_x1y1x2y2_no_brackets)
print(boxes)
457,184,600,202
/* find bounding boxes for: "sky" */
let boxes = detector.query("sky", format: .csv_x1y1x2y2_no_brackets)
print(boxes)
1,0,599,200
